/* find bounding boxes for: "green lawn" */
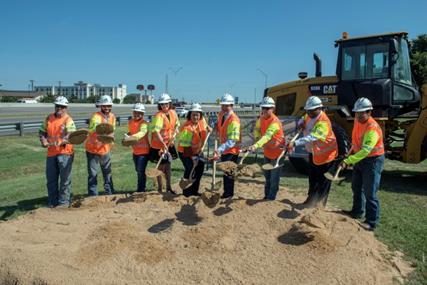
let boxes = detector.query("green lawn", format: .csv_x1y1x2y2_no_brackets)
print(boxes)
0,127,426,284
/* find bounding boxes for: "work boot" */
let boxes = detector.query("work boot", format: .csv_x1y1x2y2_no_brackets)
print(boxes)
167,188,177,195
342,210,364,219
360,222,375,231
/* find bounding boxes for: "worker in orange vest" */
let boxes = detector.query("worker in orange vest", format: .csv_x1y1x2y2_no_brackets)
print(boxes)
39,96,76,207
126,103,150,192
213,93,241,199
288,96,338,207
85,95,116,196
149,93,180,194
339,98,385,231
177,103,210,197
248,97,285,200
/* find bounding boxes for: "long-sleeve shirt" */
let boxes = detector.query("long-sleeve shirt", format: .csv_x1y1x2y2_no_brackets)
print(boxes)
217,112,240,154
253,119,281,148
294,113,328,149
344,130,380,165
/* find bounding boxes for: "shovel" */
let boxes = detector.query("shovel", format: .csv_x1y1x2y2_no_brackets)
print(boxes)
262,132,300,171
146,153,167,178
324,166,345,182
179,132,211,190
217,148,250,176
201,140,221,208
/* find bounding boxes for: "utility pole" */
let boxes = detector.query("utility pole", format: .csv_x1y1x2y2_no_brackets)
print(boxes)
30,80,35,91
58,81,62,96
165,74,169,93
256,68,268,89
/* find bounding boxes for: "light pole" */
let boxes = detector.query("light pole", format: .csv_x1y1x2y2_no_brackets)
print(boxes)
165,66,183,98
256,68,268,89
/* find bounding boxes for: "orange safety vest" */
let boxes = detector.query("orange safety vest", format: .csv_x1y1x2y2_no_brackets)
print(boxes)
177,120,203,154
352,117,384,157
128,118,150,155
151,110,178,150
217,111,240,155
45,113,74,157
304,111,338,165
85,112,116,155
259,114,284,159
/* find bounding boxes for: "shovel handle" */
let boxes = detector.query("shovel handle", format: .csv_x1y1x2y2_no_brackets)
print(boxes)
274,132,300,167
239,151,250,165
212,140,217,185
200,131,211,154
333,166,343,179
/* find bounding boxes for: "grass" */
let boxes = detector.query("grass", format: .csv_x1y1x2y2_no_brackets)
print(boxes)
0,127,426,284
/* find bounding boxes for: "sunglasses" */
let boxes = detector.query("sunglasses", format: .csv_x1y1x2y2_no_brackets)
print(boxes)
261,107,272,110
55,105,67,109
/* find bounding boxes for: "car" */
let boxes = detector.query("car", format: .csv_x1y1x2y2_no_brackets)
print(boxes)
175,107,189,118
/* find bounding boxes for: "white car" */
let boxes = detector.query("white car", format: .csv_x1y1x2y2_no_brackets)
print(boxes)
175,107,189,118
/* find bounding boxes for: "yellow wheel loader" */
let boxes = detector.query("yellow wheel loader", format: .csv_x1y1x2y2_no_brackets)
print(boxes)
266,32,427,173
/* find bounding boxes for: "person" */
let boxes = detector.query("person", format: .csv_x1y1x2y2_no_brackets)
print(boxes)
248,97,285,200
39,96,76,207
177,103,209,197
126,103,150,192
288,96,338,207
85,95,116,196
339,97,384,231
213,93,241,199
149,93,180,194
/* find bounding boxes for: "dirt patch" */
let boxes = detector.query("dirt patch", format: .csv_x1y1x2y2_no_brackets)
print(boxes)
0,177,413,285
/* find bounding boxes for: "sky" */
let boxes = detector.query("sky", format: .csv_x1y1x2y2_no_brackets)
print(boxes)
0,0,426,102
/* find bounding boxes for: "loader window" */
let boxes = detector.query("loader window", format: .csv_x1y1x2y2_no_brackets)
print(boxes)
393,39,412,86
341,43,389,80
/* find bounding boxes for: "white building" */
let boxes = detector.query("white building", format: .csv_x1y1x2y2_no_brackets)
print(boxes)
34,81,127,102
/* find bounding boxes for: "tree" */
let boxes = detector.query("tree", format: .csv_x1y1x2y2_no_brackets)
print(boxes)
410,34,427,88
113,98,121,104
40,94,55,103
86,95,99,103
0,96,19,102
123,95,137,104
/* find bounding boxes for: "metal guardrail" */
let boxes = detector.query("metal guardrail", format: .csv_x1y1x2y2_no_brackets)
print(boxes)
0,110,259,137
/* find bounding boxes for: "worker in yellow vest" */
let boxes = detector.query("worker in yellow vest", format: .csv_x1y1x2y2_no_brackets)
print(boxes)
248,97,284,200
340,98,385,231
85,95,116,196
149,93,180,194
288,96,338,207
39,96,76,207
126,103,150,192
177,103,209,197
213,93,241,199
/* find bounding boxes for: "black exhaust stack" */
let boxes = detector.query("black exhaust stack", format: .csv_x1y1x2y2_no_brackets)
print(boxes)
313,53,322,77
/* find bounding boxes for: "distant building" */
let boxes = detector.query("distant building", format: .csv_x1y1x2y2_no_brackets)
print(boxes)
126,93,154,104
34,81,127,102
0,90,44,102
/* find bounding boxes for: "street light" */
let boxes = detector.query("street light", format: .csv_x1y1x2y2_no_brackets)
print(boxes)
256,68,268,89
165,66,183,97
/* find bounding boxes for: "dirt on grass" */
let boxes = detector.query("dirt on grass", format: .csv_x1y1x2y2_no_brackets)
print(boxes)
0,177,413,285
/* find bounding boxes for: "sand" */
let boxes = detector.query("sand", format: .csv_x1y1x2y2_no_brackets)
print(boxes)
0,177,413,285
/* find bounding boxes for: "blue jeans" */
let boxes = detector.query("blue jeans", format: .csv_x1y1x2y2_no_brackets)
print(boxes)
221,153,239,198
133,154,149,192
351,155,384,227
46,154,74,207
86,151,115,196
179,152,205,197
263,157,282,200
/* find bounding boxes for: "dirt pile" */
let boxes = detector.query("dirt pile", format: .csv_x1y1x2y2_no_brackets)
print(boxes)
0,177,413,285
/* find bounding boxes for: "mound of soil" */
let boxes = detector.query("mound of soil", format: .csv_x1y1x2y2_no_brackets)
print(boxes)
0,177,412,285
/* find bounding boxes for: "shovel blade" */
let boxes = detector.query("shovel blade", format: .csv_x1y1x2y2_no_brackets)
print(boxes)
179,178,195,190
261,163,283,171
201,191,220,208
146,169,163,178
324,172,345,182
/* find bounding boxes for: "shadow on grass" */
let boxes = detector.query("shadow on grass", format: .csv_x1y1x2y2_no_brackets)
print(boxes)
380,169,427,196
0,196,47,221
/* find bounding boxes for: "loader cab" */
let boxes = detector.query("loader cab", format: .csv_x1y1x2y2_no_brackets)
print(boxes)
335,32,420,117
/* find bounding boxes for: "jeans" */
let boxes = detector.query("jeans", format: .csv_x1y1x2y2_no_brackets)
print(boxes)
133,154,149,192
86,151,115,196
46,154,74,207
307,154,334,205
221,153,238,198
351,155,384,227
179,152,205,197
263,157,282,200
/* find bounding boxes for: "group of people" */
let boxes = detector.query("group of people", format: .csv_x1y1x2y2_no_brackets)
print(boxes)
39,92,384,231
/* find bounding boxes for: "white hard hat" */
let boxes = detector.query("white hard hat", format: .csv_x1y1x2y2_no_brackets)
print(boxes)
260,96,275,108
304,96,323,110
189,103,203,112
54,96,69,107
158,93,172,104
220,93,234,105
96,95,113,107
132,103,146,113
352,97,373,112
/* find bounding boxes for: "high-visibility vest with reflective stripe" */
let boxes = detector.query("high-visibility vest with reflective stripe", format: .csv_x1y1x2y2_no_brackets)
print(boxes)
128,119,150,155
352,117,384,157
259,114,284,159
45,113,74,157
150,110,178,150
217,111,240,155
85,112,116,155
304,111,338,165
177,120,202,154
